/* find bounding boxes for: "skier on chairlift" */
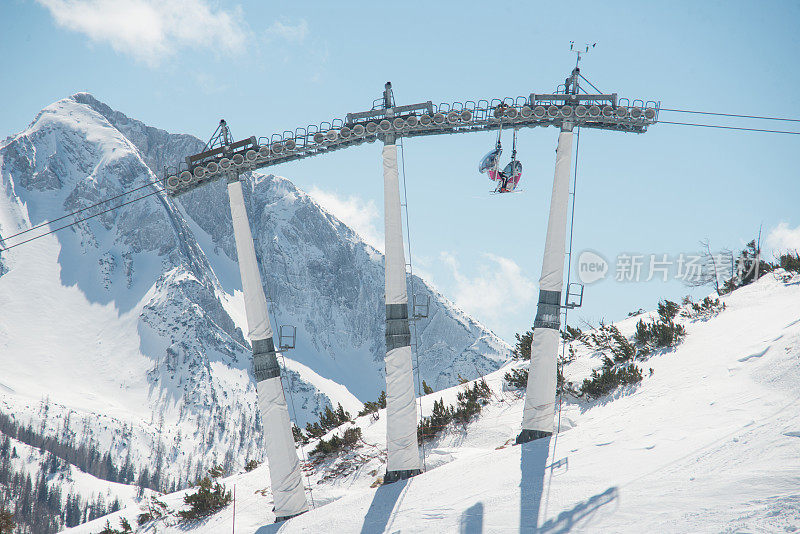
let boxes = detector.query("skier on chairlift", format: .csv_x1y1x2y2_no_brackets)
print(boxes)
478,127,522,193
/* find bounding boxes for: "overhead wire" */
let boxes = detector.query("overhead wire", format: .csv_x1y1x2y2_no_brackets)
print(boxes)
571,81,799,132
3,102,798,255
399,127,428,474
657,120,800,135
1,176,165,242
0,187,164,252
573,77,800,130
659,108,800,123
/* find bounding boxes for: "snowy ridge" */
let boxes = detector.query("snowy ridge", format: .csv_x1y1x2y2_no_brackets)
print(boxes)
66,272,800,532
0,96,268,496
72,91,510,399
0,93,510,514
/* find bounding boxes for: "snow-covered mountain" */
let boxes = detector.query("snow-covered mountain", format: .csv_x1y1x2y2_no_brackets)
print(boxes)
67,271,800,533
0,94,510,499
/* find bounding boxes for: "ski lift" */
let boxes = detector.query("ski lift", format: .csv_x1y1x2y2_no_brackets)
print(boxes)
278,325,297,351
412,294,430,320
478,139,502,174
564,283,584,309
478,127,523,194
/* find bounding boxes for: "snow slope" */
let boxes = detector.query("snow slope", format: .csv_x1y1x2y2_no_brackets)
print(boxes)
69,272,800,533
2,434,150,518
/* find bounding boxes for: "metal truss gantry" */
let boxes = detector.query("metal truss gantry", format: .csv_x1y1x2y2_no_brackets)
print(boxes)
163,66,659,511
163,70,658,195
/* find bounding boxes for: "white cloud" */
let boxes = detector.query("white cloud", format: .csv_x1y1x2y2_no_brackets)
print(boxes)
441,252,536,337
766,222,800,256
37,0,248,66
307,187,383,252
265,19,309,43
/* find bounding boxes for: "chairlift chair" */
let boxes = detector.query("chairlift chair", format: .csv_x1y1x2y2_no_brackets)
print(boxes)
479,127,523,194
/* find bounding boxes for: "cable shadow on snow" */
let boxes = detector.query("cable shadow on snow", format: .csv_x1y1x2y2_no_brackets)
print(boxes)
519,436,551,533
459,501,484,534
359,478,409,534
537,486,618,533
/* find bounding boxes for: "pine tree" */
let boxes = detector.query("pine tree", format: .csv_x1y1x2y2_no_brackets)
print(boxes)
335,403,350,424
305,421,325,439
656,299,680,322
0,505,14,534
179,476,231,520
778,251,800,273
560,325,583,342
110,497,121,512
208,464,224,479
136,467,150,498
357,390,387,417
310,427,362,457
512,328,533,360
244,459,260,472
64,493,82,528
503,368,528,389
292,425,307,444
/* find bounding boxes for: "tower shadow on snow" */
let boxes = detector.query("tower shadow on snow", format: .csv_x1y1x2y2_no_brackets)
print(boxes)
518,435,619,532
459,501,485,534
518,436,551,533
359,478,409,534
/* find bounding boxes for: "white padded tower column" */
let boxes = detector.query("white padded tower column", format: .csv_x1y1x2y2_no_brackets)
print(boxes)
518,125,574,443
382,141,421,480
227,177,308,519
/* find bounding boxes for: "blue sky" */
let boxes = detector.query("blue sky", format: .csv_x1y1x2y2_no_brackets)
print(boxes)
2,0,799,342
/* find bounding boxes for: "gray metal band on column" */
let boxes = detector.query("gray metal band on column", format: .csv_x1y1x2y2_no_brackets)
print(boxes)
533,289,562,330
518,125,574,441
252,338,280,381
386,303,411,351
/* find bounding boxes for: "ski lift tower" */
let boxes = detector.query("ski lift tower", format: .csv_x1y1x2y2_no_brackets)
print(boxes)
516,44,658,443
178,120,309,521
377,82,424,482
161,55,659,500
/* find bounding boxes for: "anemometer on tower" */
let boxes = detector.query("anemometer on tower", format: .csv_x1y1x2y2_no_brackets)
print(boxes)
161,47,660,521
571,41,596,65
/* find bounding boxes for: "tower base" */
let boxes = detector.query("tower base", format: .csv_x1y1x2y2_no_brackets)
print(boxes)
275,510,307,523
383,468,422,484
515,429,552,445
